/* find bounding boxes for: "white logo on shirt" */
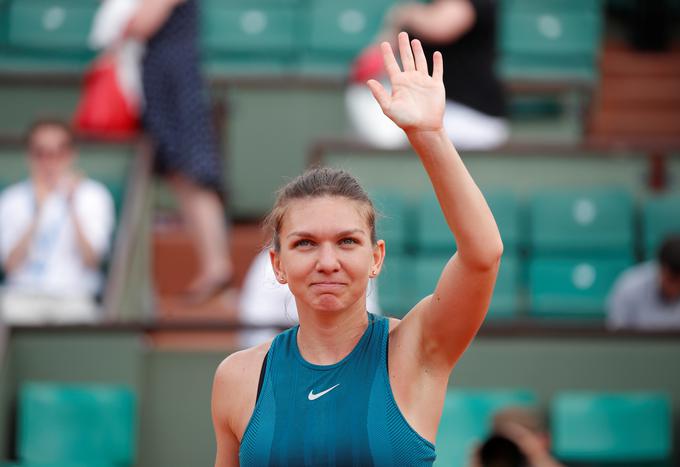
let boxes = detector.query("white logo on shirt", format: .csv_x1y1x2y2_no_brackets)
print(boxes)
308,384,340,401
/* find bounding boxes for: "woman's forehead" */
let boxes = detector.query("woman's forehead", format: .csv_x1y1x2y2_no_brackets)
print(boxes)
281,197,371,233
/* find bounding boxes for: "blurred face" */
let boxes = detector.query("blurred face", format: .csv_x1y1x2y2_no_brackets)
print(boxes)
271,196,384,314
27,125,75,187
659,267,680,302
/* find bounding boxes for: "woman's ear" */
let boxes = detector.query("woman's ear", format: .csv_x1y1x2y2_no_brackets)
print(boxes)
270,248,287,284
370,240,386,278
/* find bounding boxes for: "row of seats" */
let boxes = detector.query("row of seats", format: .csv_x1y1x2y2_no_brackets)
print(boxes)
374,189,680,318
7,384,671,467
0,0,602,80
437,389,672,467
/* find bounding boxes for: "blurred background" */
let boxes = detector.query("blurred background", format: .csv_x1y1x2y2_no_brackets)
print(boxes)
0,0,679,466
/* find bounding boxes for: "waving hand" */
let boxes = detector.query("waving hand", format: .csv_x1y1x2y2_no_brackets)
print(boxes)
367,32,445,133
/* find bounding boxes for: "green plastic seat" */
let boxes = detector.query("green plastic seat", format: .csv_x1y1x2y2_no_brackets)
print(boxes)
299,0,393,75
499,0,603,82
6,0,95,55
484,190,523,253
377,253,415,318
372,190,411,254
18,383,137,466
642,193,680,259
552,392,672,462
415,192,457,254
201,0,301,75
529,257,633,317
412,254,449,300
529,187,634,258
488,254,520,318
435,389,537,467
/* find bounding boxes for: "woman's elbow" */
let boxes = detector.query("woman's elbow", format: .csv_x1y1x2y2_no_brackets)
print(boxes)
462,238,503,270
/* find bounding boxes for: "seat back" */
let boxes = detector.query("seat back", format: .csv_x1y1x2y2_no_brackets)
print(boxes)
642,193,680,259
551,391,672,462
529,257,633,317
436,389,537,467
18,383,137,465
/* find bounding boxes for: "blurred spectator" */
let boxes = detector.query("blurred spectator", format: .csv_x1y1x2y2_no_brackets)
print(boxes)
126,0,233,303
470,407,564,467
347,0,508,150
607,234,680,331
239,249,381,347
0,119,114,324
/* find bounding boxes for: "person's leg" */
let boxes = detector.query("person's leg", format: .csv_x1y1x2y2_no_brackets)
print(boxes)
443,100,509,151
0,290,49,324
168,173,233,296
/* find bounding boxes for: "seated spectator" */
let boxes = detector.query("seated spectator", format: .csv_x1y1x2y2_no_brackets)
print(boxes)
0,119,115,324
607,234,680,331
471,407,564,467
239,249,381,347
347,0,508,150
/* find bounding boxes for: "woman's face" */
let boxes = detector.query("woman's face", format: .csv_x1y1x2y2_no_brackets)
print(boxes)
271,196,384,314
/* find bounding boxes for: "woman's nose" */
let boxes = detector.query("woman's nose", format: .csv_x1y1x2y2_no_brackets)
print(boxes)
315,243,340,272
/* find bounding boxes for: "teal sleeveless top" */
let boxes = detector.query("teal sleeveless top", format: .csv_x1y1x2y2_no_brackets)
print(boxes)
239,313,436,466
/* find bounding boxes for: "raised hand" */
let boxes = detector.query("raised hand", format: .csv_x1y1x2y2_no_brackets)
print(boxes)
367,32,445,134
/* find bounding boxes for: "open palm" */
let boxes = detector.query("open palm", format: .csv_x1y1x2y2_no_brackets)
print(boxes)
367,32,445,133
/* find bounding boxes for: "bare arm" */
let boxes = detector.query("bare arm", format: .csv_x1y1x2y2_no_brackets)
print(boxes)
368,33,502,372
381,0,475,45
65,177,101,270
125,0,184,40
211,358,243,467
3,217,40,274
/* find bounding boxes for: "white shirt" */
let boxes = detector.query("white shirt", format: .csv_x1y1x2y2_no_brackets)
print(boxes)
606,262,680,330
0,179,115,297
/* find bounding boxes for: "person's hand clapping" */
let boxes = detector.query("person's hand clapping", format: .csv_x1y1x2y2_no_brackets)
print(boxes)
367,32,445,135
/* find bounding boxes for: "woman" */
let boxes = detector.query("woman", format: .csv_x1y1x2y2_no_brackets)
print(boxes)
212,32,503,466
126,0,232,302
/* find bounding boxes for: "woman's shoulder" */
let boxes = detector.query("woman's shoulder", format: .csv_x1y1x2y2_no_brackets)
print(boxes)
215,340,272,386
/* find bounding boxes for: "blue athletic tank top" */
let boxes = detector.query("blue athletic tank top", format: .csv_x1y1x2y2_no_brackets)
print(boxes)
239,313,436,466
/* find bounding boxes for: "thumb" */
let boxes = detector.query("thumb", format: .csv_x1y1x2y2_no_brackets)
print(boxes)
366,79,390,112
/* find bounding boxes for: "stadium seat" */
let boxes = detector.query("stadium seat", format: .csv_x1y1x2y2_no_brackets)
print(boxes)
1,0,96,70
551,391,672,463
372,190,411,254
414,193,457,254
642,193,680,259
17,383,137,466
485,190,523,253
201,0,301,74
529,187,634,258
377,253,415,318
436,389,537,467
300,0,394,74
499,0,603,82
488,254,520,318
529,257,633,317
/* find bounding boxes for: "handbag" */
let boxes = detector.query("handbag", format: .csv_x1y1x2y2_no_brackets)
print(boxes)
73,51,140,139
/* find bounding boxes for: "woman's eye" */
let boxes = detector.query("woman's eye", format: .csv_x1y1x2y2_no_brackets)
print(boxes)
294,239,313,248
340,238,358,245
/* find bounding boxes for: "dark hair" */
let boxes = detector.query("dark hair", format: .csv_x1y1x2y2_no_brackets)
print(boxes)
479,435,527,467
263,167,377,251
658,234,680,276
24,118,75,148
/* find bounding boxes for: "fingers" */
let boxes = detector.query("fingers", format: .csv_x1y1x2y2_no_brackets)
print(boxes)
432,50,443,82
380,41,401,80
411,38,428,74
366,79,390,111
398,31,415,72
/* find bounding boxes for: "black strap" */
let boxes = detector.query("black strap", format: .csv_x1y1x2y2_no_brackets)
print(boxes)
256,351,268,402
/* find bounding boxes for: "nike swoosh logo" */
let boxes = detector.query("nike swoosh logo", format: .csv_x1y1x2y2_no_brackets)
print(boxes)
308,384,340,401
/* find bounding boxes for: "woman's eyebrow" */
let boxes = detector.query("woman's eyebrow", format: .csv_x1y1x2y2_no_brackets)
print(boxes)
286,228,365,239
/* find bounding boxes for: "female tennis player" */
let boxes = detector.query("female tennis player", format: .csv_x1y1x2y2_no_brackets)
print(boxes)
212,32,503,466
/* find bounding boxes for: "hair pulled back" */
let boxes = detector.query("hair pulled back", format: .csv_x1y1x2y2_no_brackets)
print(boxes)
264,167,377,251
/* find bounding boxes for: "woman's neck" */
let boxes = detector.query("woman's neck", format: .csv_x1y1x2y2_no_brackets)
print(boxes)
296,303,369,366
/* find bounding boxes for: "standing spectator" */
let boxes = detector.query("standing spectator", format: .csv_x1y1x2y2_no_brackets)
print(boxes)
607,235,680,330
126,0,233,303
347,0,508,150
0,119,114,324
